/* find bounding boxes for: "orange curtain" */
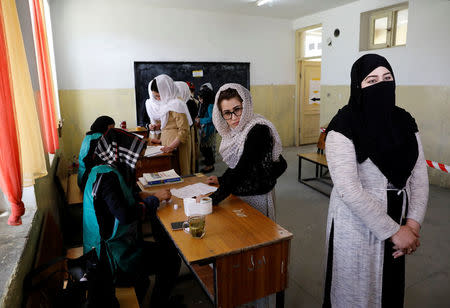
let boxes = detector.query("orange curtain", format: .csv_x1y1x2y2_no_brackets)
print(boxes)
0,4,24,226
2,0,47,187
31,0,59,154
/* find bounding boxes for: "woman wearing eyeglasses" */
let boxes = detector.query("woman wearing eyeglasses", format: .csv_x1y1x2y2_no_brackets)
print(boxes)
206,84,287,222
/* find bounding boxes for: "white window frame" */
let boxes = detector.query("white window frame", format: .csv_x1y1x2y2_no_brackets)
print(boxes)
368,4,408,50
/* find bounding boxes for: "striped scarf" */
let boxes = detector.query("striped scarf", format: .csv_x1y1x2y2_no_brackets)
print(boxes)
94,128,147,184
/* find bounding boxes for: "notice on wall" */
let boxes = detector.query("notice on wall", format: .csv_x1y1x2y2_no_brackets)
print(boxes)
309,79,321,105
192,70,204,78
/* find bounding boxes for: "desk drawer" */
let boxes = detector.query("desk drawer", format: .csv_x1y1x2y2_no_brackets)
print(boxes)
215,240,290,308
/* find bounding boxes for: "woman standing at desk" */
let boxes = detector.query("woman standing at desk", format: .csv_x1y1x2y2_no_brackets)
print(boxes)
145,80,162,141
151,74,193,175
176,81,197,174
208,84,287,220
208,84,287,307
77,115,115,190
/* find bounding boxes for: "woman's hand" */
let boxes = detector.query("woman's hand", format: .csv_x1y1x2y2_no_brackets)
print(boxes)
195,194,210,203
206,176,219,185
391,225,420,253
150,138,161,144
138,191,152,200
139,189,171,202
149,123,161,130
153,189,171,202
406,218,421,235
161,146,174,153
392,249,405,259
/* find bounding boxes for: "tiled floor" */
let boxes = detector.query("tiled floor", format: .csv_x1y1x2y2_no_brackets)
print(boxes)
171,146,450,307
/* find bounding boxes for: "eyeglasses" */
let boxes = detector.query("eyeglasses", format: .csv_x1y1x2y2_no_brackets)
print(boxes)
221,107,243,120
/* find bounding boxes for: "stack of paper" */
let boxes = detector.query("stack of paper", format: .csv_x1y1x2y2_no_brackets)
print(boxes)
170,183,218,199
144,146,163,157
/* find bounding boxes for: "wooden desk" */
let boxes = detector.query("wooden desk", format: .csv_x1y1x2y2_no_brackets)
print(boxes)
136,149,180,177
128,127,148,138
66,174,83,205
140,176,293,307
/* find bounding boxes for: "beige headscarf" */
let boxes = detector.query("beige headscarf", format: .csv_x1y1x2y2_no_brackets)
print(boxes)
212,83,282,169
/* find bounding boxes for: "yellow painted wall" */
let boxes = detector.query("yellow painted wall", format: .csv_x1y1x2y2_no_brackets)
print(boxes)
321,85,450,188
58,85,296,165
59,89,136,162
251,85,296,146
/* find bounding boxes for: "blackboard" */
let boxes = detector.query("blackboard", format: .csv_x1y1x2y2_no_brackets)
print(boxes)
133,61,250,126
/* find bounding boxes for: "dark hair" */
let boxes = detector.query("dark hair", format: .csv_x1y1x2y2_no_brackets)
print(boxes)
217,88,243,111
89,116,115,134
150,79,159,93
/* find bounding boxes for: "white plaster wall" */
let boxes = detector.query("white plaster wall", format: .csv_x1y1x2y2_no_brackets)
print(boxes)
293,0,450,86
49,0,295,89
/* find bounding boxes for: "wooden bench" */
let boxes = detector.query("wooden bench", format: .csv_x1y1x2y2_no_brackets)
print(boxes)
298,130,332,197
66,247,140,308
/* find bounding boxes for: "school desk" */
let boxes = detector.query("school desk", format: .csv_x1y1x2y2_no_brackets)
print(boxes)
138,175,293,308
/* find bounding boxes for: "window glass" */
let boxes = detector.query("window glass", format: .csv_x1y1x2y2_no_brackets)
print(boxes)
395,9,408,45
374,16,388,45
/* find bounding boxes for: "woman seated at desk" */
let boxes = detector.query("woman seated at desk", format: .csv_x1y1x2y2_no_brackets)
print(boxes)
83,128,181,307
77,115,115,190
150,74,193,176
206,84,287,221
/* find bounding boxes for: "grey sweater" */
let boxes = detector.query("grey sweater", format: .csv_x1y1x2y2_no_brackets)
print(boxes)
324,131,429,308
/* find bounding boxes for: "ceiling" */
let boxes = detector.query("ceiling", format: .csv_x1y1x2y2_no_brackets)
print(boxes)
144,0,357,20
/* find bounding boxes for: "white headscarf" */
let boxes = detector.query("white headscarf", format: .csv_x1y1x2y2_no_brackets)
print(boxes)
212,83,282,169
200,82,213,92
175,81,191,103
155,74,193,128
145,80,162,124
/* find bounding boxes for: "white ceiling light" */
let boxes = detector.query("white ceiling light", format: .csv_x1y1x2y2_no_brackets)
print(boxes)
256,0,273,7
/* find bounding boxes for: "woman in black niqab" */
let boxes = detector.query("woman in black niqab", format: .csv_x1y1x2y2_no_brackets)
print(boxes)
326,54,418,189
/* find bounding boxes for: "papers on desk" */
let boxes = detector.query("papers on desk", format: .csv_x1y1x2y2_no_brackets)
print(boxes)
139,169,182,187
144,146,163,157
170,183,218,199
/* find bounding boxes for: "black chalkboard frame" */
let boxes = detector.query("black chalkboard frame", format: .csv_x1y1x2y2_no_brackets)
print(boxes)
133,61,250,126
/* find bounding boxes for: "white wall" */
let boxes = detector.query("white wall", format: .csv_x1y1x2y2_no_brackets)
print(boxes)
49,0,295,89
293,0,450,86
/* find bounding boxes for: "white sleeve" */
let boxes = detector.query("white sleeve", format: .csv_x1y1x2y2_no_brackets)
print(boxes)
406,133,429,225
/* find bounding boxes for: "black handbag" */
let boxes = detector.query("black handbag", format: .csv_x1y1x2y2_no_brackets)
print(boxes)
23,248,118,308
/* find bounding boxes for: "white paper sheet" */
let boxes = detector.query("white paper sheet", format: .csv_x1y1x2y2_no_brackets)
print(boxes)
144,146,163,157
170,183,218,199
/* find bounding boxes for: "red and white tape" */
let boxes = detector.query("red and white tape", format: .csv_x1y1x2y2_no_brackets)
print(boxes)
426,160,449,173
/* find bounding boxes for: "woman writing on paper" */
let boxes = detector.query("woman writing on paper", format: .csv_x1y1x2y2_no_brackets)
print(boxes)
322,54,428,307
150,74,193,175
77,115,115,190
83,128,181,307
